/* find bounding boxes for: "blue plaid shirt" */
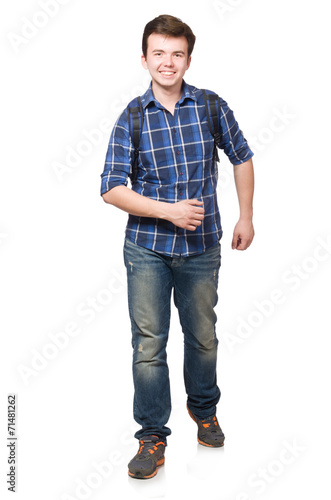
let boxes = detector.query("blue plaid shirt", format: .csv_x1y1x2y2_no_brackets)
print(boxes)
100,81,253,257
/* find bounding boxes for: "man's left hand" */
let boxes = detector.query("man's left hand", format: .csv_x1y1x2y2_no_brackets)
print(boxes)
231,219,255,250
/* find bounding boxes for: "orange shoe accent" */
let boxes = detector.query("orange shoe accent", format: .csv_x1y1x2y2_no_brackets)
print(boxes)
156,457,165,467
197,437,214,448
187,407,197,423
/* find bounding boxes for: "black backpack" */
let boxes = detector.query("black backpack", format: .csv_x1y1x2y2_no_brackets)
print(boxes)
127,90,222,184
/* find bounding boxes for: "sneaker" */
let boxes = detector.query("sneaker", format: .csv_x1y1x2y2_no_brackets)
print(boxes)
128,435,165,479
187,406,225,447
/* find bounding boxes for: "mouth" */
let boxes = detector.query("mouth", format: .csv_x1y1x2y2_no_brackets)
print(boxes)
159,71,176,77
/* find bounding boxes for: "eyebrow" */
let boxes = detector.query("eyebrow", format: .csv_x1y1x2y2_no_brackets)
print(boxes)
152,49,185,55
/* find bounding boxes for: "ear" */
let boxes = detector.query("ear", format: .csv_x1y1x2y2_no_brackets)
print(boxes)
141,54,148,70
186,56,192,70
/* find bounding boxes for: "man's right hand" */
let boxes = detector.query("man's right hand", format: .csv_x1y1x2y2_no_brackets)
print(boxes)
166,199,204,231
102,186,204,231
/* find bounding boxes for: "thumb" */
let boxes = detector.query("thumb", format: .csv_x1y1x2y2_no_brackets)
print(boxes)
232,231,241,249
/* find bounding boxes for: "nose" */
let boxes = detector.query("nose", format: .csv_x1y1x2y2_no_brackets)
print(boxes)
163,54,174,67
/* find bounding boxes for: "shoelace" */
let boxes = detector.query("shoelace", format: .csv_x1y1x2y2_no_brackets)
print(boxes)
138,439,164,456
201,416,219,429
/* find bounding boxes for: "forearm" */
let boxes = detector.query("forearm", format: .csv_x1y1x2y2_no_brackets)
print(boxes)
102,185,169,219
233,158,254,220
102,185,205,231
231,158,255,250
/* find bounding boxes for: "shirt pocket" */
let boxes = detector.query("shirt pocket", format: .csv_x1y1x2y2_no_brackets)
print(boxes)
181,121,214,161
138,147,176,185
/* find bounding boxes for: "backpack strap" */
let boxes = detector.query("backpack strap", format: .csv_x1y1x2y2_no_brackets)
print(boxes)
202,90,221,162
127,97,144,184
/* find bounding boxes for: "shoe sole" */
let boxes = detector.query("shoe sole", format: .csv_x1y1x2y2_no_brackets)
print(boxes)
128,457,165,479
187,406,225,448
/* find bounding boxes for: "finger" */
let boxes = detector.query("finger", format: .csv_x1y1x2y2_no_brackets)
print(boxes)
237,238,250,250
186,217,203,229
232,233,240,249
192,213,204,221
242,238,252,250
188,199,204,206
190,206,205,216
187,219,202,228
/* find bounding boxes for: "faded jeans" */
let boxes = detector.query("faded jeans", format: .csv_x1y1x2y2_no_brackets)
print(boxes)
123,238,221,444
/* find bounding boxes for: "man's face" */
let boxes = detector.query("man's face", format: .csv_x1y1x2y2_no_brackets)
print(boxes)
141,33,191,91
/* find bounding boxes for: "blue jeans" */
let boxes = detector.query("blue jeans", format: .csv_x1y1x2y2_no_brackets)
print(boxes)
123,238,221,444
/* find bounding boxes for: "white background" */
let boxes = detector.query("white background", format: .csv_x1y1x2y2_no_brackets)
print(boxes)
1,0,330,499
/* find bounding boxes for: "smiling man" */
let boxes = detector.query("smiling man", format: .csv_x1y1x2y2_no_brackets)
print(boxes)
141,33,191,114
101,14,255,479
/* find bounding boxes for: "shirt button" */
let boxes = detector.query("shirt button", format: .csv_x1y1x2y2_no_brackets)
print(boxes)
173,128,177,133
179,191,183,196
179,171,183,176
177,151,180,155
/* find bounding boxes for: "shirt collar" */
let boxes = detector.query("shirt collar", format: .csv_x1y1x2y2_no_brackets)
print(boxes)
141,80,197,109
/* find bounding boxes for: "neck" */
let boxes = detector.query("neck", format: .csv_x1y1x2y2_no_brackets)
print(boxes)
152,81,183,114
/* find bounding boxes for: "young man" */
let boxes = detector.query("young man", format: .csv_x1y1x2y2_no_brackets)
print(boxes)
101,15,254,479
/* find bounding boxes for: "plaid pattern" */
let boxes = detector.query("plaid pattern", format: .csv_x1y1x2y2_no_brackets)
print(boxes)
100,81,253,257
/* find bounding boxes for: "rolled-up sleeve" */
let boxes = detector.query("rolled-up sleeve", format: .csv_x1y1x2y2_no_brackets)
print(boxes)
100,110,133,195
218,97,254,165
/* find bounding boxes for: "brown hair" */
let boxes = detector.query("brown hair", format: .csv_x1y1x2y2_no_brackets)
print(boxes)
142,15,196,59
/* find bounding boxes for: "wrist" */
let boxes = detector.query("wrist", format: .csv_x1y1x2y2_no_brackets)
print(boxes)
152,200,172,221
239,211,253,222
